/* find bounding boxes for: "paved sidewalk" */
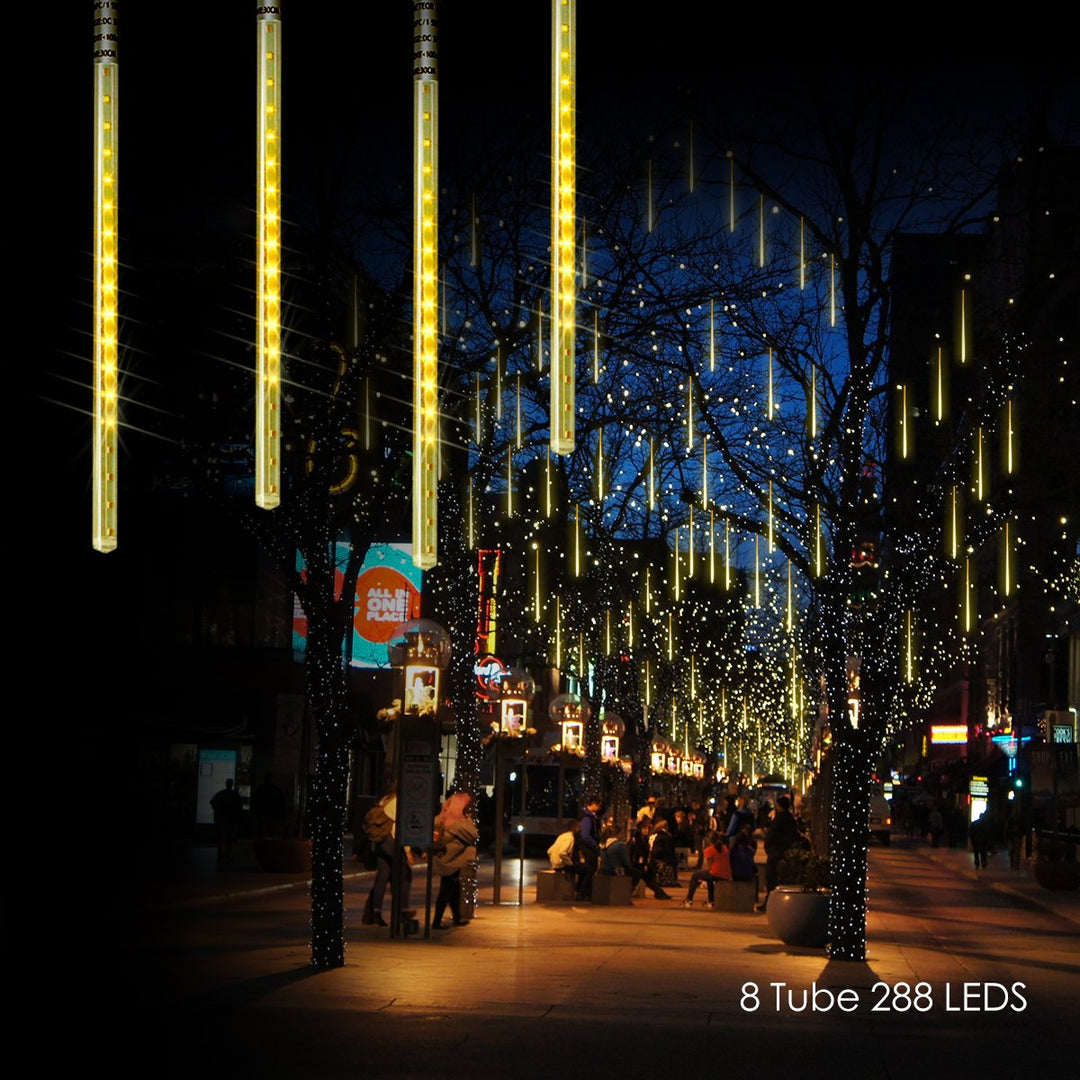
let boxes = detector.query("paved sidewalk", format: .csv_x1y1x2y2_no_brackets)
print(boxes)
137,834,1079,928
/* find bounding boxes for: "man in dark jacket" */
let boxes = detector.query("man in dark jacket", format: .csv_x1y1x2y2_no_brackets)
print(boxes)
760,795,803,909
575,796,603,900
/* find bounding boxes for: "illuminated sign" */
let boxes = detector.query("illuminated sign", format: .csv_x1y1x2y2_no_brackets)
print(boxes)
930,724,968,745
293,542,422,668
969,776,989,798
404,663,440,717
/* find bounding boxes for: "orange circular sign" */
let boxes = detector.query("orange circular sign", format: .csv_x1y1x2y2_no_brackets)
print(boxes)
354,565,421,644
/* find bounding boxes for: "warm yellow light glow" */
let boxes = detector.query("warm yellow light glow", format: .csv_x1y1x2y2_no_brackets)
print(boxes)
935,346,946,421
256,9,282,511
725,517,731,590
694,434,705,511
411,10,439,566
687,380,694,449
709,509,716,585
957,286,969,364
516,374,522,448
605,608,611,655
629,603,635,649
674,527,682,600
768,481,774,553
667,612,674,661
767,348,774,420
645,565,652,614
975,426,985,501
93,6,119,552
644,658,650,711
550,0,576,455
947,485,960,560
900,384,909,459
597,432,604,500
474,373,482,444
537,302,544,371
786,559,793,632
754,534,760,607
809,362,818,440
546,447,553,517
494,347,502,422
506,445,513,518
709,299,716,372
688,506,695,578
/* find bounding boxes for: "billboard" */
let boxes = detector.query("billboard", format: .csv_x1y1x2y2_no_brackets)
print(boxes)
293,542,422,669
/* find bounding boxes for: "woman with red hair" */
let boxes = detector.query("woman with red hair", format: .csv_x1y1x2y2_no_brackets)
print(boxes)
432,791,478,929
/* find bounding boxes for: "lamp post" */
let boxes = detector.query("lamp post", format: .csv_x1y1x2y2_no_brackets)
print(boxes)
387,618,450,938
492,668,534,905
550,691,591,828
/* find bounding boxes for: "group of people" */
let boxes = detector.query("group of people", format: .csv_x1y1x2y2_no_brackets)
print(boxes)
361,785,479,930
545,792,804,907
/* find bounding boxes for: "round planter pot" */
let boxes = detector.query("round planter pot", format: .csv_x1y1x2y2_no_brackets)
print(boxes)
1032,859,1080,891
253,838,313,873
766,886,830,947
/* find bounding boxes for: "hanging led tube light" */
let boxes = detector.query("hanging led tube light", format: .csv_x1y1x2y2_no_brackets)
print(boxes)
92,2,120,551
256,4,282,510
550,0,576,455
411,2,439,568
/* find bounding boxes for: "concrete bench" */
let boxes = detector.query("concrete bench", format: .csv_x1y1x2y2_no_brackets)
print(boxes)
712,878,757,912
536,868,577,903
592,872,633,905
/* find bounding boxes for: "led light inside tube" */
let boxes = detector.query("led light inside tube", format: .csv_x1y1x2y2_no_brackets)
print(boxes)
550,0,576,455
93,2,120,551
256,6,282,510
412,4,439,567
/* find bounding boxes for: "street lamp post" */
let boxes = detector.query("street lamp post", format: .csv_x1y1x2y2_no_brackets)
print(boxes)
492,669,534,905
387,618,450,938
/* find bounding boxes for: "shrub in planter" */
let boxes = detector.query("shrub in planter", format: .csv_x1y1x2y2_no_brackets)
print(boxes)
767,848,831,947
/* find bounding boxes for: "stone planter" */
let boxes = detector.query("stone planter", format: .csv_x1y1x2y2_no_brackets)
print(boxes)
253,838,313,873
1032,859,1080,891
766,886,830,947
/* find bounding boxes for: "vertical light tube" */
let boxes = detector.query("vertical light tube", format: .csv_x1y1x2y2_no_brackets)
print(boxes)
494,347,502,421
900,384,909,459
93,2,120,550
709,299,716,373
412,2,438,567
975,426,985,501
687,380,694,449
768,481,774,552
786,560,793,632
905,609,914,683
701,435,708,506
963,557,973,634
256,4,282,510
935,346,946,421
573,503,581,577
829,254,836,327
753,535,760,607
506,446,513,518
596,432,604,500
709,509,716,585
645,565,652,614
674,527,682,600
688,506,695,578
948,485,960,559
724,518,731,590
515,374,522,448
605,608,612,655
767,348,774,420
808,363,817,440
555,594,562,668
533,544,542,622
467,476,475,548
550,0,576,455
1005,399,1015,475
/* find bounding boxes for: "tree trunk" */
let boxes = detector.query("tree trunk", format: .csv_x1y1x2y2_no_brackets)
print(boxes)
305,602,351,970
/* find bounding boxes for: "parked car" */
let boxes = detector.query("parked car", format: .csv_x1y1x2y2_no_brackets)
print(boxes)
869,791,892,845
